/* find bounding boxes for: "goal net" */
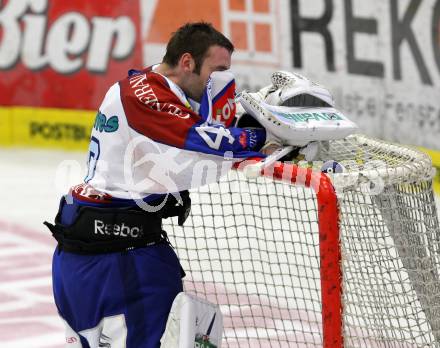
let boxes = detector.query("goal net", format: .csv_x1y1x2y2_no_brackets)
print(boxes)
164,134,440,348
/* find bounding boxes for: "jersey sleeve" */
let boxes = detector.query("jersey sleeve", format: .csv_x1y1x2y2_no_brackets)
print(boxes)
119,71,266,159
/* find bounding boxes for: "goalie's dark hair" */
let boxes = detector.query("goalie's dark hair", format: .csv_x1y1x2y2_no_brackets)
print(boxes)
162,22,234,74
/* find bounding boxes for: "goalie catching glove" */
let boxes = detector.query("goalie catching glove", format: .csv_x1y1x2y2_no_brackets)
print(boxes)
237,71,358,159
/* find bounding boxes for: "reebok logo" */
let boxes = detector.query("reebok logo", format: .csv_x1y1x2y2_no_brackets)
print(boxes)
94,220,144,238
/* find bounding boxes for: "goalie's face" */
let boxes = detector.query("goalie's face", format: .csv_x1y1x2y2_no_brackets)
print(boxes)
182,45,232,102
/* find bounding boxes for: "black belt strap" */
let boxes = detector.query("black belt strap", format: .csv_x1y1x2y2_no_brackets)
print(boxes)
44,191,191,254
45,221,168,254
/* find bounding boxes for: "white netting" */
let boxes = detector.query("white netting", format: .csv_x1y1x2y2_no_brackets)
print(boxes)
164,135,440,347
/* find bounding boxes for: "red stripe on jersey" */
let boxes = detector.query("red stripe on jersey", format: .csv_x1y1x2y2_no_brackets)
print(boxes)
71,184,114,204
119,69,201,149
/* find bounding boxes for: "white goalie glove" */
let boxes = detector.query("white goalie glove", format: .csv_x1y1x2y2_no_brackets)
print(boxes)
237,71,358,161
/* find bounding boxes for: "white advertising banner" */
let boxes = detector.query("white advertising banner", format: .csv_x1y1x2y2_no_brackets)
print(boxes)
141,0,440,149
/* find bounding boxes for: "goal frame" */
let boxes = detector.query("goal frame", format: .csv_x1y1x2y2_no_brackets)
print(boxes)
168,135,438,347
236,159,343,348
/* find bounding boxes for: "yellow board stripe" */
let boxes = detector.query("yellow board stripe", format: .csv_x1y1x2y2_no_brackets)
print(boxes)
1,106,440,195
0,106,95,151
0,108,13,146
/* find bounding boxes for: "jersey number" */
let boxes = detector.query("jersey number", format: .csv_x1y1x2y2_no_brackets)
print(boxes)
84,136,100,183
196,126,234,150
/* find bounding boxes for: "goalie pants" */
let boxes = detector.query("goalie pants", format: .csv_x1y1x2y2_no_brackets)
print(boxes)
52,243,183,348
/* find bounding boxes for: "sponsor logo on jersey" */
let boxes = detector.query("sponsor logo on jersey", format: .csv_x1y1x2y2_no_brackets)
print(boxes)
94,220,144,238
239,131,248,149
128,73,190,119
94,112,119,132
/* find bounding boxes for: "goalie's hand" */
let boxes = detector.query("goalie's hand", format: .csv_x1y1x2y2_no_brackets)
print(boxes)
298,141,319,161
260,133,283,155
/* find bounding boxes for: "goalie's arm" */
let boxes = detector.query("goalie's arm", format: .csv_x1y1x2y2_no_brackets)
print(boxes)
122,93,266,160
184,122,267,159
120,71,267,160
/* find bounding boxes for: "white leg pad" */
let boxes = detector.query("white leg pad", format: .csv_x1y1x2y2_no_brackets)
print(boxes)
160,292,223,348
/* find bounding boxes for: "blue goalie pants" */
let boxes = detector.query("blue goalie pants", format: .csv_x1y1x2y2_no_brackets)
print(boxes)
52,243,183,347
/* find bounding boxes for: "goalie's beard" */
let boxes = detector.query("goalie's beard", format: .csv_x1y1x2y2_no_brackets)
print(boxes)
180,74,205,102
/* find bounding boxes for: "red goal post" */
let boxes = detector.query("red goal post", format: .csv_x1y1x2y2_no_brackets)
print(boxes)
236,158,343,348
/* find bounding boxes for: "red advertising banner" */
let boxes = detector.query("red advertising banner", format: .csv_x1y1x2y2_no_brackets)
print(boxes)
0,0,143,110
